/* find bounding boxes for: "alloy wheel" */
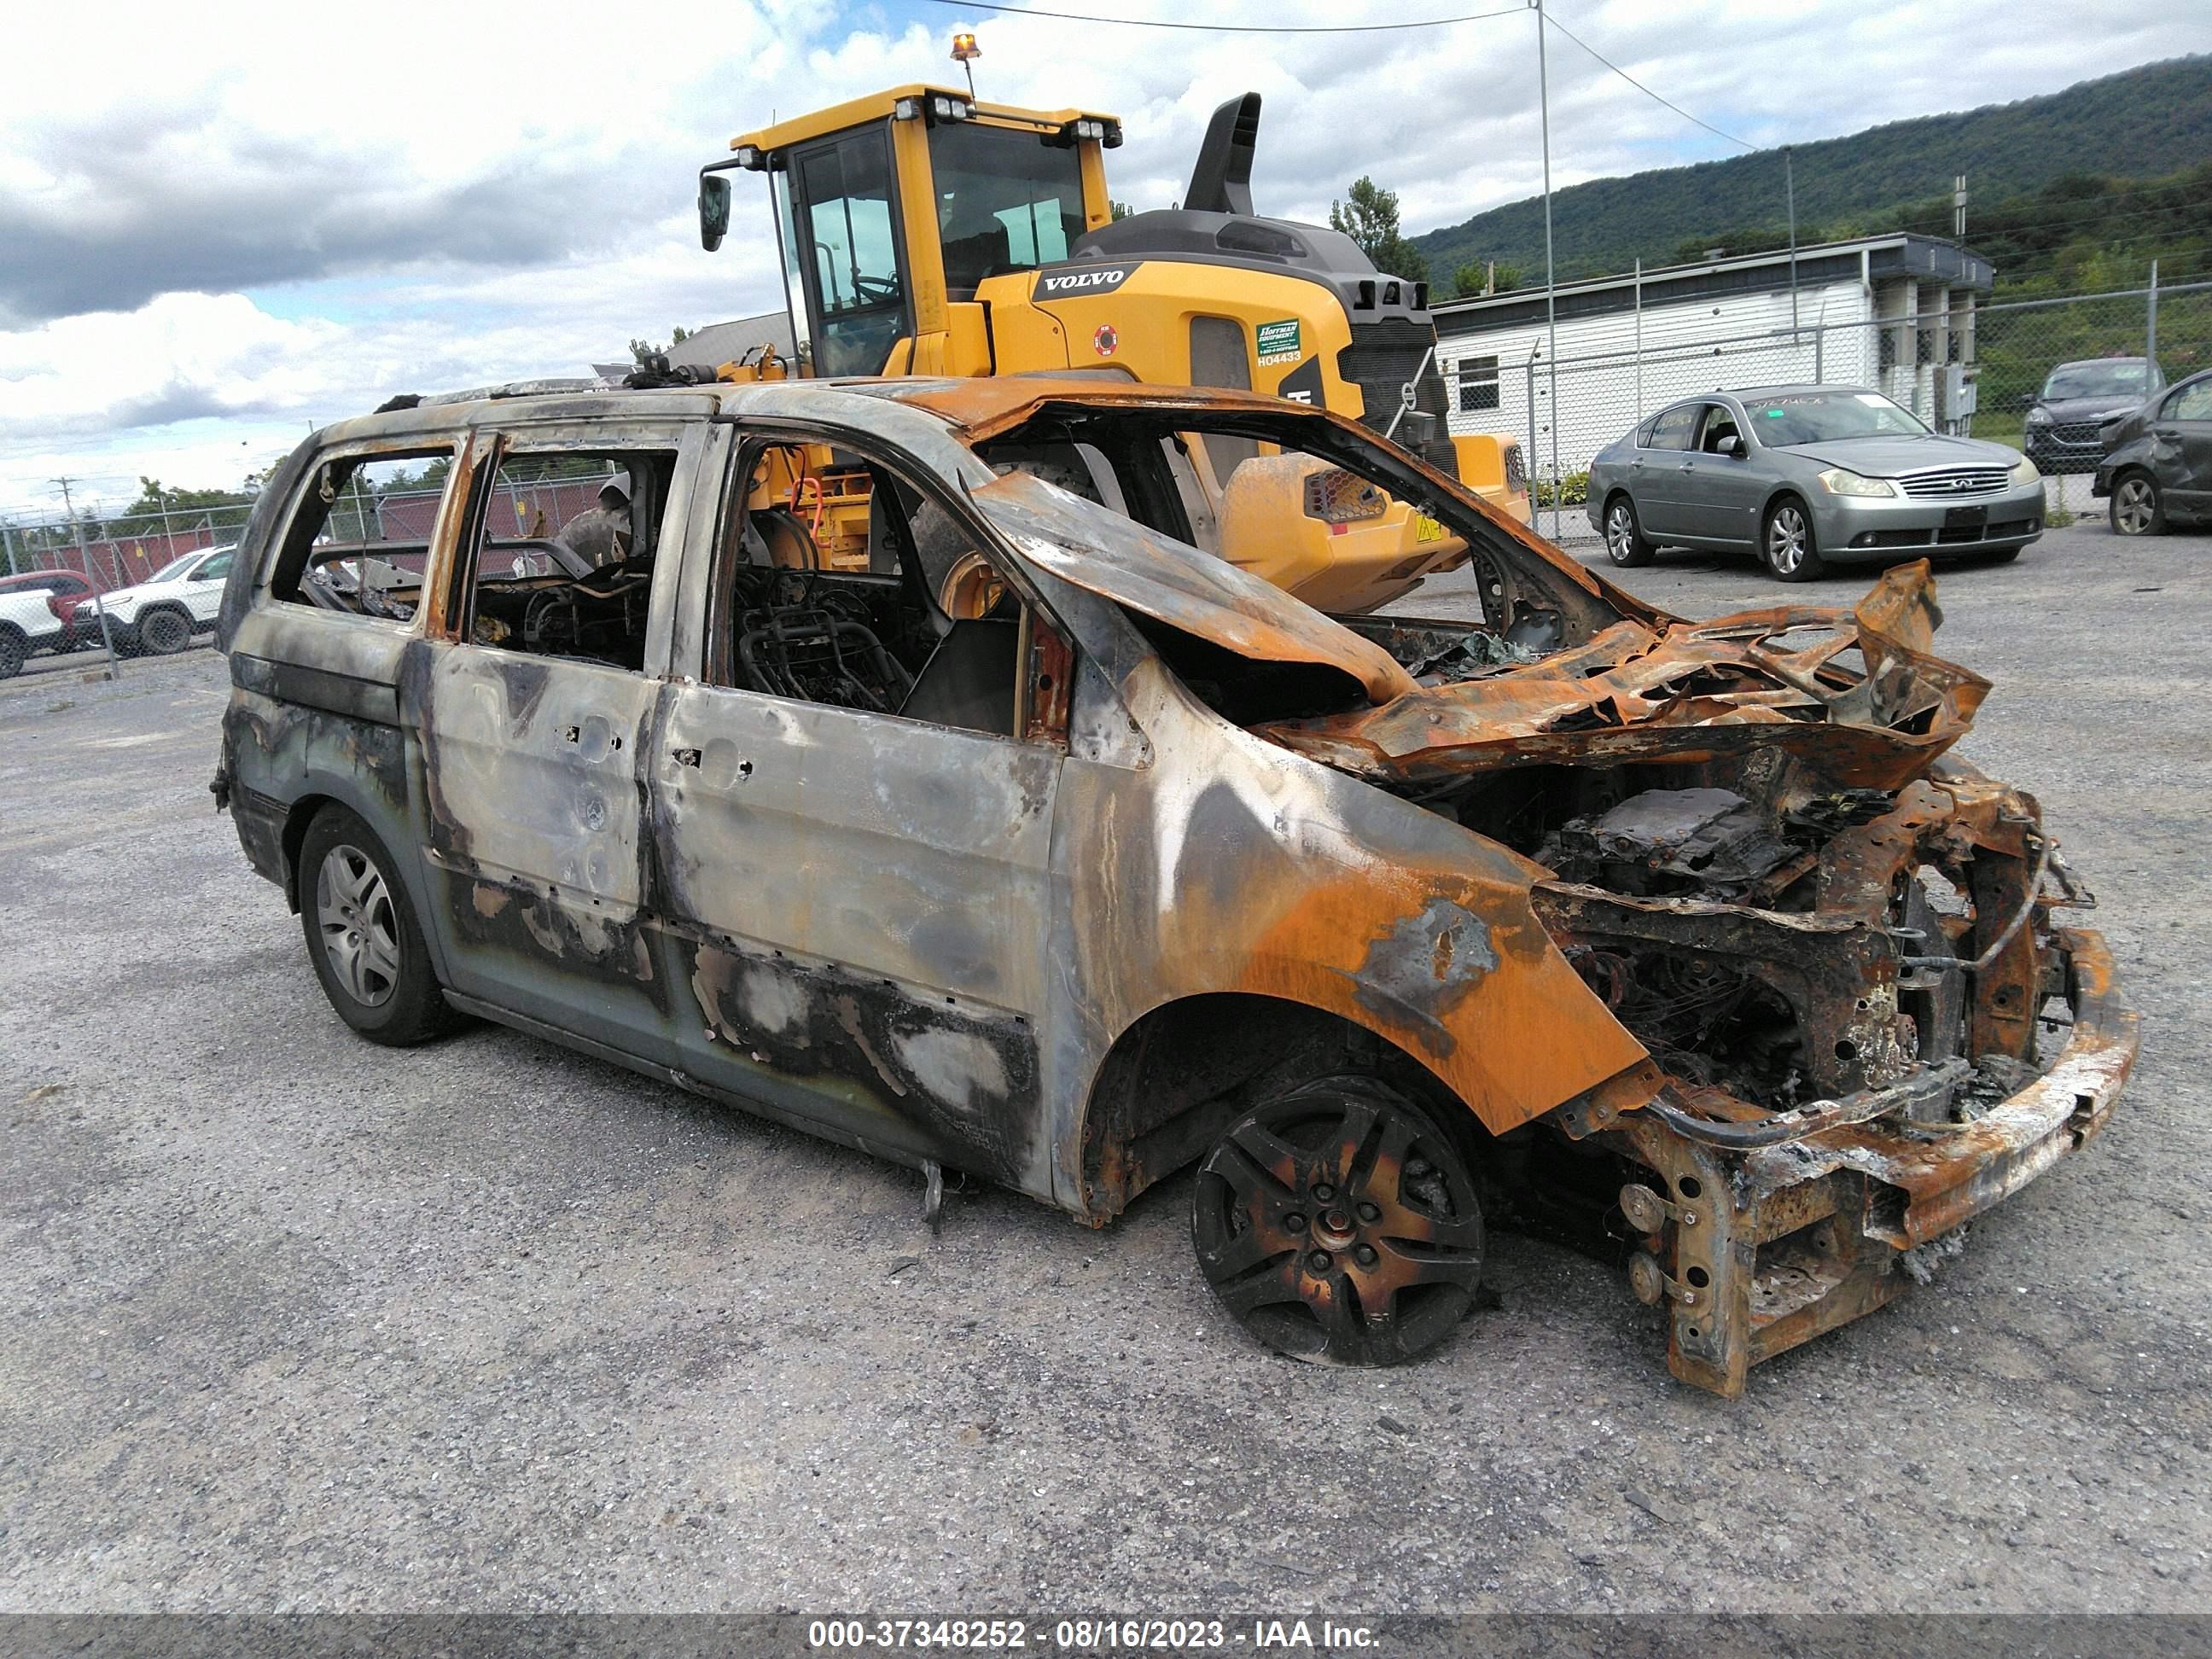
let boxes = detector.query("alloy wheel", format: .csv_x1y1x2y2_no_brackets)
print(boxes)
2114,477,2158,536
1193,1081,1484,1365
1766,505,1810,575
316,844,402,1009
1605,503,1636,562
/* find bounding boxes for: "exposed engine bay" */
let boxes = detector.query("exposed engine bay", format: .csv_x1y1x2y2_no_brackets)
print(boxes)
1271,589,2084,1131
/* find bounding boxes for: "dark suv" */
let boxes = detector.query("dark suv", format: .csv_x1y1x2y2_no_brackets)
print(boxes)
2023,357,2163,474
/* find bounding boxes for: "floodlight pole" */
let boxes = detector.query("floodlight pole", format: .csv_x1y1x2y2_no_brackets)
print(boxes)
1534,0,1561,538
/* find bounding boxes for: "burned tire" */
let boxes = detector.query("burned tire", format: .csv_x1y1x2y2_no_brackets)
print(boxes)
138,606,193,655
298,805,458,1046
0,625,25,680
1602,493,1656,568
2110,471,2164,538
1192,1077,1484,1366
1761,495,1825,581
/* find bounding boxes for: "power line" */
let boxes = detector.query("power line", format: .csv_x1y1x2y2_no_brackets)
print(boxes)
1537,9,1755,153
919,0,1524,33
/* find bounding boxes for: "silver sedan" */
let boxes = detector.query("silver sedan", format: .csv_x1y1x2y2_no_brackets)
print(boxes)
1584,385,2046,581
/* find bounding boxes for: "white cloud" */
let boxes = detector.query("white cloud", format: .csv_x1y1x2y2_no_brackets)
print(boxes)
0,0,2201,516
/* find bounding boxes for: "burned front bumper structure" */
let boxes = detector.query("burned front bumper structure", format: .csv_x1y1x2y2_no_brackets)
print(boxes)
1531,776,2138,1398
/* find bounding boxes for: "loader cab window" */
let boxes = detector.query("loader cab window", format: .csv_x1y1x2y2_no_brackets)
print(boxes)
785,126,910,377
930,121,1087,300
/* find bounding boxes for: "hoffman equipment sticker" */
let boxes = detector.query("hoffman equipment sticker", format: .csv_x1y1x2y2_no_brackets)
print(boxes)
1256,318,1301,365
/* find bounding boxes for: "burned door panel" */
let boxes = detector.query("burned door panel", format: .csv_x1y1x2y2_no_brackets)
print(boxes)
650,684,1062,1193
416,643,667,1057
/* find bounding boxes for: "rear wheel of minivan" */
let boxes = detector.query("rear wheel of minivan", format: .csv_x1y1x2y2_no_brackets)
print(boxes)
298,806,458,1046
1192,1076,1485,1366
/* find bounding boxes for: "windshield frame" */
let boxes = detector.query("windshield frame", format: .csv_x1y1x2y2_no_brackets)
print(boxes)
937,389,1654,651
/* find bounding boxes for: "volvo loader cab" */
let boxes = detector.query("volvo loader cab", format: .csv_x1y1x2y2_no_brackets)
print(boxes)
696,86,1528,608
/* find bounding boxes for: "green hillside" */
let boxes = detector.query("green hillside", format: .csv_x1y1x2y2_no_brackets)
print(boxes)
1413,55,2212,288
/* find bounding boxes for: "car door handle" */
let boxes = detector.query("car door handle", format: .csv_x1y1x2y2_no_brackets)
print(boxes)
1678,461,1695,472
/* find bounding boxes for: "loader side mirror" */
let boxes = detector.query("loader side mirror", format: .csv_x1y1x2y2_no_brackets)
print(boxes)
699,173,732,253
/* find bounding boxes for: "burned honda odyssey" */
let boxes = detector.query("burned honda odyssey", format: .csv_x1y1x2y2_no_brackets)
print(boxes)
212,374,2136,1397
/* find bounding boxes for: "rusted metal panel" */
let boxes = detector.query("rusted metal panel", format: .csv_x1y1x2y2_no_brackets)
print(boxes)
1045,640,1653,1188
974,469,1418,702
1742,928,2135,1249
1257,565,1989,790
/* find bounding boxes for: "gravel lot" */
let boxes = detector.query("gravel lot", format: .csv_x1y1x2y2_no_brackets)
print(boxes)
2,520,2206,1617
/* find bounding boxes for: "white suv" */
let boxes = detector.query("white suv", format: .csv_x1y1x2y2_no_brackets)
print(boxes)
0,583,68,677
97,545,236,655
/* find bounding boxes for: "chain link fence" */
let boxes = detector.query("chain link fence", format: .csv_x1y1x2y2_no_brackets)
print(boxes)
1453,280,2212,543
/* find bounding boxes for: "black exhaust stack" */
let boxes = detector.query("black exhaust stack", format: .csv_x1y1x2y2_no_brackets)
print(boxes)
1185,93,1260,217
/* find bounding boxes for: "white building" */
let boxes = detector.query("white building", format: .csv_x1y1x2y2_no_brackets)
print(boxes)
1433,234,1996,478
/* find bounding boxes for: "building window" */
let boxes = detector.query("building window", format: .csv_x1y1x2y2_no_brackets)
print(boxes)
1457,355,1499,412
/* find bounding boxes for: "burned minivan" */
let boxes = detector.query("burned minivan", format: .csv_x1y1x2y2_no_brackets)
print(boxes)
212,375,2137,1396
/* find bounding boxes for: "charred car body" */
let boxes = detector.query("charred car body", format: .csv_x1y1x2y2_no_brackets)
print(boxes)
212,375,2137,1397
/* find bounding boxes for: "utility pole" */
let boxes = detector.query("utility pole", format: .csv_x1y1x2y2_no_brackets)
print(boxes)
1953,175,1967,238
1785,147,1799,335
1534,0,1561,539
52,475,120,679
1633,258,1644,416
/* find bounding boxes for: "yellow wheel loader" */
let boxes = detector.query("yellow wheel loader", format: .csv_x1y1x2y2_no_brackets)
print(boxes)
694,86,1527,611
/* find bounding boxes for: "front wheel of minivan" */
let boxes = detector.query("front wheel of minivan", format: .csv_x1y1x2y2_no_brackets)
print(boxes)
1192,1076,1485,1366
298,805,459,1046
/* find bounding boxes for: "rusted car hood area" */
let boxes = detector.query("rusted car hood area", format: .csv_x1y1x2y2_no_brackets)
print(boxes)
1260,560,1990,789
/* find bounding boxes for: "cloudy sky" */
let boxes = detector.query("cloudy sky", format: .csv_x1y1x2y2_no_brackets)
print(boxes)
0,0,2198,521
